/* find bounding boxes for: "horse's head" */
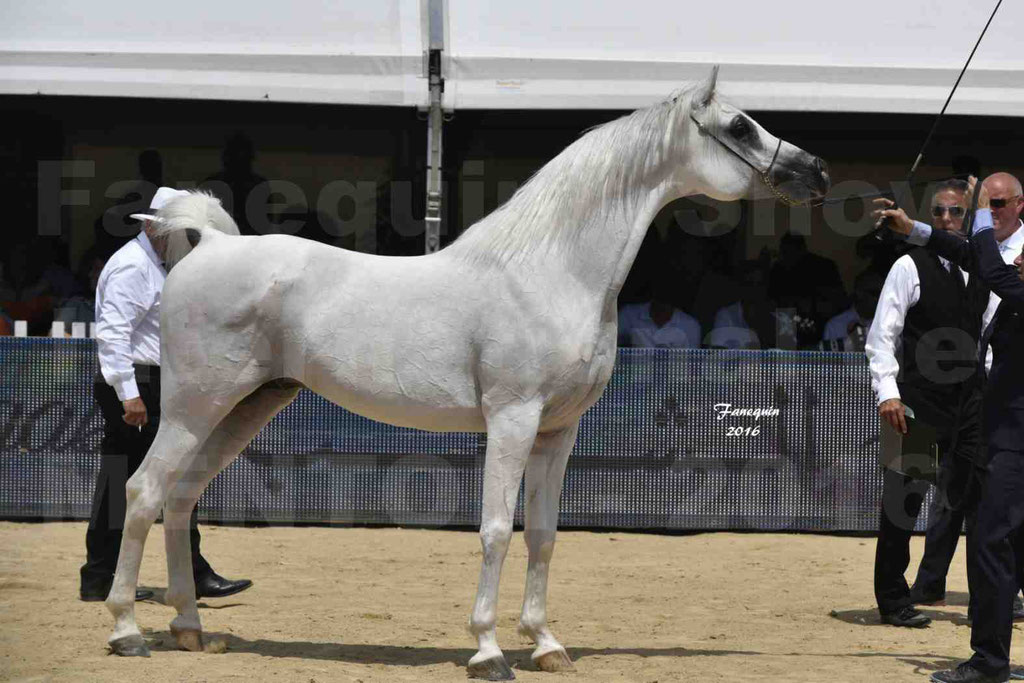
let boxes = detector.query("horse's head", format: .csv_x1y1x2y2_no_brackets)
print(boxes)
678,67,830,206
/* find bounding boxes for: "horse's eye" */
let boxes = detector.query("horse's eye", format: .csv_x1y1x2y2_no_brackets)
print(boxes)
729,116,752,139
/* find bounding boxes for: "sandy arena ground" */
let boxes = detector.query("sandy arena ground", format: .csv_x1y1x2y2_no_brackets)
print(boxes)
1,521,1019,682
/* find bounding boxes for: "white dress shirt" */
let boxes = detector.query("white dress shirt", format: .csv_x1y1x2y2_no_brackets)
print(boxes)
823,306,873,345
708,301,794,349
94,232,165,401
865,249,967,405
618,302,702,348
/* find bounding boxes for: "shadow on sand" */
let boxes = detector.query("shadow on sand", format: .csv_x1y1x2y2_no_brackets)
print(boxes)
138,629,963,676
829,603,969,627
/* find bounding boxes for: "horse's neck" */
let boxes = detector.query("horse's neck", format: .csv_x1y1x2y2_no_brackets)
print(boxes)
562,180,683,316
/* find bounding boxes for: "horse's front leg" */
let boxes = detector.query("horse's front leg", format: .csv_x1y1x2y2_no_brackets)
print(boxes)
468,403,543,681
518,422,578,673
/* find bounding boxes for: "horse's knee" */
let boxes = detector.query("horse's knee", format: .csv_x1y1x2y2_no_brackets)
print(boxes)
124,477,164,533
523,528,556,561
479,521,514,560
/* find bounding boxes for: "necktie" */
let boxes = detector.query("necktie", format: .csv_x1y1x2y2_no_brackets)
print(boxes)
947,260,965,297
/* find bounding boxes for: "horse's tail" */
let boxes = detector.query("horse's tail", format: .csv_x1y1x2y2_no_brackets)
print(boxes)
151,190,240,270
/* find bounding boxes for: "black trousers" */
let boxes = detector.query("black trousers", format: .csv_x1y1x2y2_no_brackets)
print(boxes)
874,389,981,615
80,365,212,592
967,448,1024,677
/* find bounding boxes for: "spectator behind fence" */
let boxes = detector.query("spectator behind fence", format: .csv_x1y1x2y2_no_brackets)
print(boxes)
204,132,268,235
0,291,11,334
0,240,80,335
822,268,886,352
618,276,701,349
709,259,795,350
769,231,846,339
54,247,109,326
94,150,166,258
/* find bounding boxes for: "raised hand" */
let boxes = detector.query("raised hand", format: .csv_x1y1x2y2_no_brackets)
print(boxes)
871,198,915,236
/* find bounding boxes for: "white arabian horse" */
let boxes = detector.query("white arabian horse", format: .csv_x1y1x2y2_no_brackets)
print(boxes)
104,67,829,679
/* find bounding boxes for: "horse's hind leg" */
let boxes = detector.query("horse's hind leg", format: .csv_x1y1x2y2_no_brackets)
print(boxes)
518,422,578,673
468,403,543,681
106,411,225,656
162,380,302,652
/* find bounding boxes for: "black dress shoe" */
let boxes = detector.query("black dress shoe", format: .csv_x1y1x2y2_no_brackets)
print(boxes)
195,572,252,599
880,605,931,628
930,661,1008,682
909,586,946,606
80,587,154,602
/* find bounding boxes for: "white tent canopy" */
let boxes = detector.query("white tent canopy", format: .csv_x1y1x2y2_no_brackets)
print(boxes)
2,0,1022,114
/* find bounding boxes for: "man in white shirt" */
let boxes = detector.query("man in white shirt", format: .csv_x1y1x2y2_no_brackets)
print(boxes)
618,277,702,349
80,187,252,602
709,260,795,349
874,171,1024,683
618,300,701,348
865,179,985,628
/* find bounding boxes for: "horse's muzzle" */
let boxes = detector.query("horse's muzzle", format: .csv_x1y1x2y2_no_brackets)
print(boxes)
812,156,831,196
769,154,830,203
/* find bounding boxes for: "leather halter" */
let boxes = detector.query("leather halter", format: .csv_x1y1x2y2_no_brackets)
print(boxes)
689,112,796,206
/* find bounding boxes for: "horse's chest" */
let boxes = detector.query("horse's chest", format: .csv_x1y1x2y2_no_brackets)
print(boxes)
540,334,616,420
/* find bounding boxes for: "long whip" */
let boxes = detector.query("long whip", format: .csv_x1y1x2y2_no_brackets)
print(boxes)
864,0,1003,236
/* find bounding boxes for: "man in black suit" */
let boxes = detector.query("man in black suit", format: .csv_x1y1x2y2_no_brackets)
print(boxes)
866,179,985,628
876,173,1024,683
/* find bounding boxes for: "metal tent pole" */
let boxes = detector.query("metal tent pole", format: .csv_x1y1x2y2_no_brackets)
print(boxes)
423,0,446,254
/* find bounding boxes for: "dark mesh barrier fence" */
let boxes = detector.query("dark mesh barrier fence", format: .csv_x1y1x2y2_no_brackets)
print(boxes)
0,338,929,531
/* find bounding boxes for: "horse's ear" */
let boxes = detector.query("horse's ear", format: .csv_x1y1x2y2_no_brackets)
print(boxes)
693,65,719,109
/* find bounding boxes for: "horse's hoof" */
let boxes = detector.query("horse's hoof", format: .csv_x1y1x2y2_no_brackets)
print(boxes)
171,626,203,652
467,655,515,680
108,634,151,657
535,648,574,672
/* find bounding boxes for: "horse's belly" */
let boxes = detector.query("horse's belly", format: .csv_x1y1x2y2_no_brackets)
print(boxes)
339,395,486,433
301,361,486,433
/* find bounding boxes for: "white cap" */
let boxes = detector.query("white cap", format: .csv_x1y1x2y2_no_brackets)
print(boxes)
129,186,191,223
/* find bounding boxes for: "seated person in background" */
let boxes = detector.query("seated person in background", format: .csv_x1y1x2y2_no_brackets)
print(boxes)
709,259,792,349
53,248,108,326
618,277,701,348
823,268,886,351
0,241,77,335
770,231,846,339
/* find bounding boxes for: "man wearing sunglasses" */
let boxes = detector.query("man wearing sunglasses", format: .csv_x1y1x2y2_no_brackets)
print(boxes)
866,179,984,628
875,172,1024,682
976,174,1024,375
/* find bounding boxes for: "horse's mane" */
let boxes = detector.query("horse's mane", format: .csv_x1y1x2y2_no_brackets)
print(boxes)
445,83,713,267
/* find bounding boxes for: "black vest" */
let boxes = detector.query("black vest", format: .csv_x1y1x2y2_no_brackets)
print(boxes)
897,248,978,402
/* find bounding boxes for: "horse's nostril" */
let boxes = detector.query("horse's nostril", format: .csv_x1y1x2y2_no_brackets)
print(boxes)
815,157,831,189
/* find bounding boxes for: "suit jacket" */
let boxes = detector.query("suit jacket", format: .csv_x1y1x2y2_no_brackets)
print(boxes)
928,227,1024,452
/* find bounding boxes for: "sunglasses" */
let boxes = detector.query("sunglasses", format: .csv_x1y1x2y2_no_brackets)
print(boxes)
990,195,1021,209
931,205,966,218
